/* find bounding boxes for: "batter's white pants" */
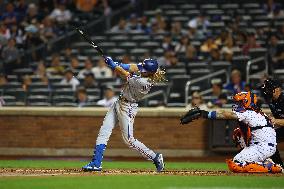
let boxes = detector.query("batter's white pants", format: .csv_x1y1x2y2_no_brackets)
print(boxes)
96,100,156,160
234,142,276,164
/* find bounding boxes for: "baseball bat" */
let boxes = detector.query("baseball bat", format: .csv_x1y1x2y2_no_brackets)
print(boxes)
73,26,106,58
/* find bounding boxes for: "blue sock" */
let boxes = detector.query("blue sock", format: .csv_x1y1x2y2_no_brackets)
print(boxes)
92,144,106,167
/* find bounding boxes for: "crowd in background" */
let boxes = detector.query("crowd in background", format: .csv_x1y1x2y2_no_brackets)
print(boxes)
0,0,284,107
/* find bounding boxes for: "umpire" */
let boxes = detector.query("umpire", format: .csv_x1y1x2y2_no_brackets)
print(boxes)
261,79,284,168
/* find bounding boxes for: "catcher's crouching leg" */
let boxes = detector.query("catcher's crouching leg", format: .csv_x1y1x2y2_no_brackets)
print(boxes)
226,159,283,173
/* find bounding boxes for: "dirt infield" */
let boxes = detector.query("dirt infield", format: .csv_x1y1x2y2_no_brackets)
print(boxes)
0,168,283,177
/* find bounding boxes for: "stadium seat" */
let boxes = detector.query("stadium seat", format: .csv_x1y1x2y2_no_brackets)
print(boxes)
52,95,75,105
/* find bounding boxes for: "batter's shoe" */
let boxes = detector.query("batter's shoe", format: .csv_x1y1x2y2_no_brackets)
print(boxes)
153,153,164,172
82,161,102,172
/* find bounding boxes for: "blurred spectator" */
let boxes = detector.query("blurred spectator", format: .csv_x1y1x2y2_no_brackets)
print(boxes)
150,22,166,35
150,9,165,27
188,13,210,36
200,36,218,53
76,87,90,107
0,74,7,86
138,16,150,34
10,25,24,48
64,47,73,61
2,3,17,28
209,48,221,61
187,24,204,40
40,16,57,41
214,93,228,108
1,38,19,62
49,2,72,25
121,54,134,64
83,72,98,89
264,0,278,15
267,34,284,69
220,36,236,62
211,79,223,98
25,3,40,24
268,4,284,19
0,22,11,40
92,58,112,78
2,38,20,74
186,91,208,110
97,86,117,107
158,50,178,68
70,56,80,70
24,25,44,59
60,69,80,91
22,75,32,92
111,18,128,33
35,60,47,78
46,54,65,75
225,69,246,94
15,0,28,22
171,21,185,39
175,35,190,54
215,30,229,47
76,0,98,13
242,33,261,55
126,14,139,31
185,44,197,61
78,57,93,79
162,34,175,51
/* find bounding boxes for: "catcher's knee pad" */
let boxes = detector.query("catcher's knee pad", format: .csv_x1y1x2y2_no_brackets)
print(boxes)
226,159,246,173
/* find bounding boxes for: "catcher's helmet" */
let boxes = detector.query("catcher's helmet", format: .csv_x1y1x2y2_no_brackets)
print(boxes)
261,79,281,98
138,59,158,73
233,91,258,110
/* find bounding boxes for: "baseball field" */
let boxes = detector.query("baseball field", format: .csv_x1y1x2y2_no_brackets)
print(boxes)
0,159,283,189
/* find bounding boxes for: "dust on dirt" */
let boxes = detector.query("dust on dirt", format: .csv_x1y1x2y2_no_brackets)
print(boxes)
0,168,283,177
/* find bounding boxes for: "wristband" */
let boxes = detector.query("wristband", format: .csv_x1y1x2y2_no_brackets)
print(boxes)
208,111,217,119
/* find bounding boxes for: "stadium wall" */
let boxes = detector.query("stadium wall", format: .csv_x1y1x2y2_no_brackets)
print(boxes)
0,107,283,157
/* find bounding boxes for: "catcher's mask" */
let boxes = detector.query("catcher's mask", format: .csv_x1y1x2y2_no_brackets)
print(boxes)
261,79,281,99
232,91,258,111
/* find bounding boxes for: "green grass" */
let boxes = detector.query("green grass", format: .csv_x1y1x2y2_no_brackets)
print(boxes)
0,160,227,170
0,160,283,189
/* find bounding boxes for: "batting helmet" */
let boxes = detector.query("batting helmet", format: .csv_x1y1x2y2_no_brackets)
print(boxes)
261,79,281,99
233,91,258,110
138,59,158,73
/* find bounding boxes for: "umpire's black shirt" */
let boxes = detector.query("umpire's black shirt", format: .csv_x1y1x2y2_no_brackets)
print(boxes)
269,92,284,118
269,92,284,141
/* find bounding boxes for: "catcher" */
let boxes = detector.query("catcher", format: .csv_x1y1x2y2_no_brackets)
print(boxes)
180,91,282,173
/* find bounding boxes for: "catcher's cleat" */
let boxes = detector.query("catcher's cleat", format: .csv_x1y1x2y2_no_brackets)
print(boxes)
270,164,283,173
226,159,246,173
153,153,165,172
82,161,102,172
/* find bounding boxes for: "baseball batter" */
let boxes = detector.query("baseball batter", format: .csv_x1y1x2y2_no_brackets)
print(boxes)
181,91,282,173
82,57,165,172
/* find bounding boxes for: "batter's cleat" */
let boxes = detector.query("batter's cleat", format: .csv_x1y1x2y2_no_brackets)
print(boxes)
153,153,165,172
82,161,102,172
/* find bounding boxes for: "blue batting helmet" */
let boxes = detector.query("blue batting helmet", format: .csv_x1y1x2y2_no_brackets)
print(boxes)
138,59,158,73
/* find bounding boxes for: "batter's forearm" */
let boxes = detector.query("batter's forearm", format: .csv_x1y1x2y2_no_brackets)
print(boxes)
114,66,130,79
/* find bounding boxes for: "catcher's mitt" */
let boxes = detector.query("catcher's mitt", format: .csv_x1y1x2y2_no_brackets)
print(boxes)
180,107,208,125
